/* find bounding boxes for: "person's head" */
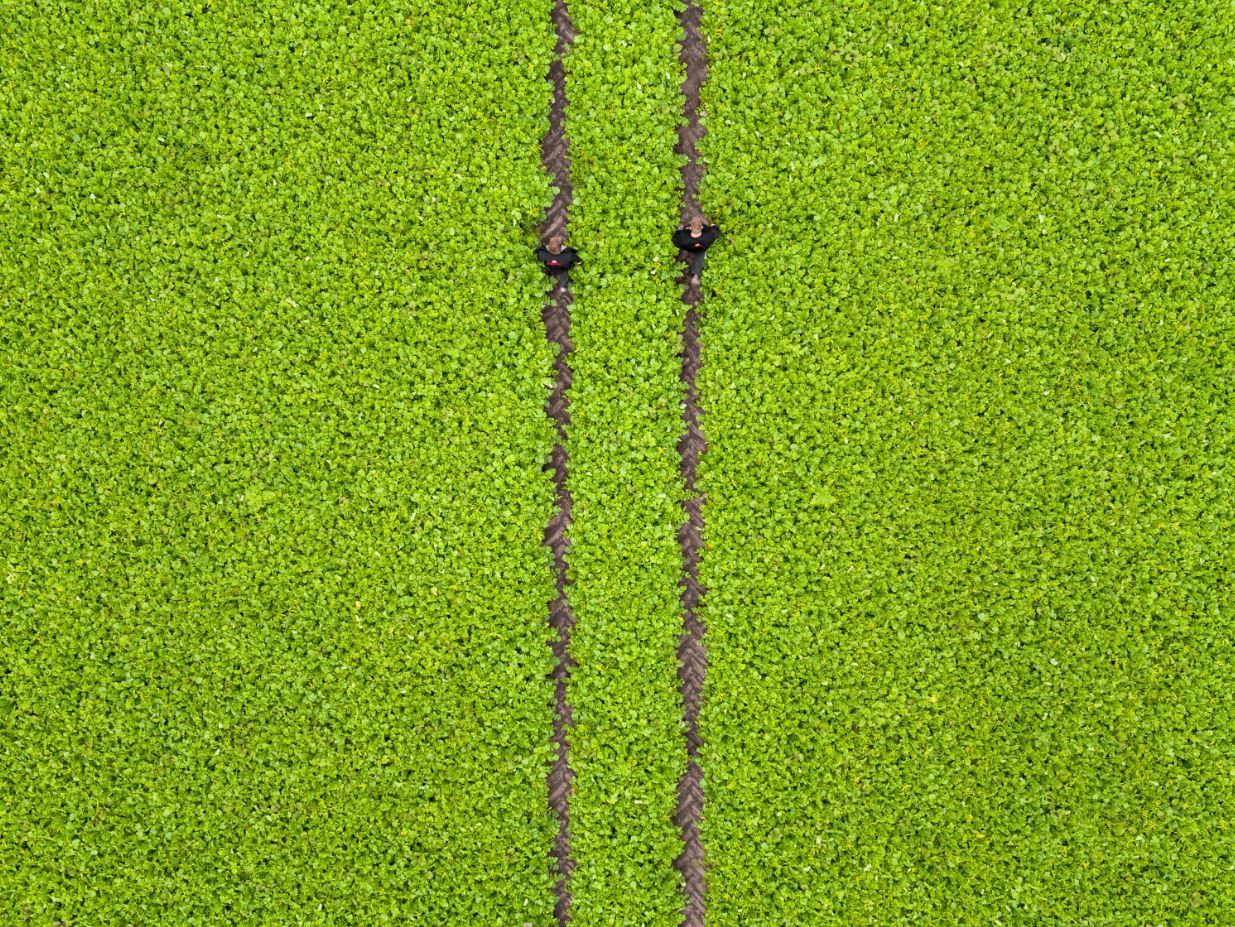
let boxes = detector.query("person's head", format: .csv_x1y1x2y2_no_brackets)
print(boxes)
689,216,704,237
548,235,565,254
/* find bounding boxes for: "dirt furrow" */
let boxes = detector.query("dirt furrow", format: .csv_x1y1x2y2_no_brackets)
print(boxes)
541,2,577,924
674,0,710,924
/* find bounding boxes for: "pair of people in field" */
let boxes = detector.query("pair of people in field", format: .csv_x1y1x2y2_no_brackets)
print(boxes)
535,217,720,287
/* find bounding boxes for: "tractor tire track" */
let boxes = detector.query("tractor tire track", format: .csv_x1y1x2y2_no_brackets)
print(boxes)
674,1,710,925
541,2,577,924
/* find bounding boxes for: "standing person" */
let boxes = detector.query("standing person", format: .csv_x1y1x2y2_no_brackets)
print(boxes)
535,235,581,288
673,216,721,282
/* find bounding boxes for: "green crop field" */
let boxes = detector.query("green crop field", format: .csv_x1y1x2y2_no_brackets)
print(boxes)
697,2,1235,924
1,1,561,921
2,0,1233,924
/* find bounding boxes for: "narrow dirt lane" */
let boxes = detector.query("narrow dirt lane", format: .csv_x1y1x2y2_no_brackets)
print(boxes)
541,2,578,923
674,0,710,924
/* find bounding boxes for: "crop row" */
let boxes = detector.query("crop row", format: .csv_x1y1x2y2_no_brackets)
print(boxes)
558,0,693,923
696,1,1235,924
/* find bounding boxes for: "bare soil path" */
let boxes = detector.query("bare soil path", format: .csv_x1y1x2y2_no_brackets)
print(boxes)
541,2,578,923
673,1,711,924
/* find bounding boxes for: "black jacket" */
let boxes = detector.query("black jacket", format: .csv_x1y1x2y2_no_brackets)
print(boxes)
535,244,581,274
673,225,720,252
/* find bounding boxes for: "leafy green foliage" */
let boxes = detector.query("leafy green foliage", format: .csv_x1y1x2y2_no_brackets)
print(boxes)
697,1,1235,923
562,0,690,923
7,0,1229,921
0,1,562,922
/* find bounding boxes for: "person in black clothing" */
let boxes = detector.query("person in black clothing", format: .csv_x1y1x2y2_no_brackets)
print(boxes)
535,235,581,287
673,216,721,281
